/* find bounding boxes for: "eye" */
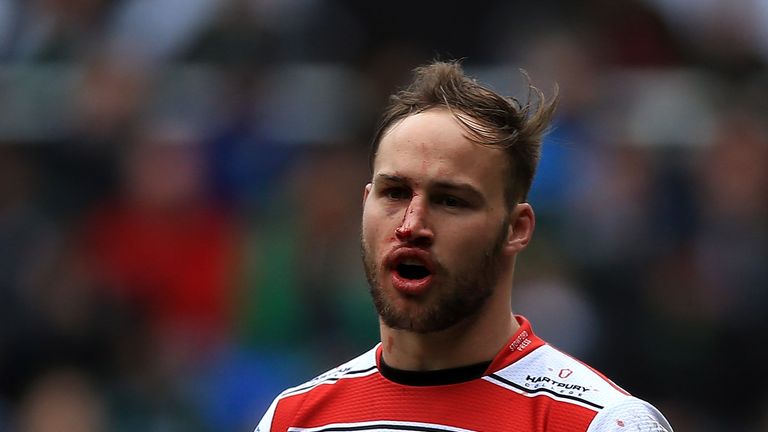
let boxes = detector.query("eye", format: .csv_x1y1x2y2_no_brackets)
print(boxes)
437,195,465,208
384,187,410,200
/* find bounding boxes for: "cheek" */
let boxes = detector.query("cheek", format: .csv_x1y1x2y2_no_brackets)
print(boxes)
437,219,503,254
363,204,398,237
361,210,385,251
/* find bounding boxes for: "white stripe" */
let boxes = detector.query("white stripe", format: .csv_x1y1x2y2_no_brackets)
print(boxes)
282,367,380,398
280,347,379,398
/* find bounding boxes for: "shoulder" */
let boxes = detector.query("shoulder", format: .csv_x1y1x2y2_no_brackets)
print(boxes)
487,344,631,410
485,344,672,431
586,397,673,432
254,346,380,432
279,345,379,398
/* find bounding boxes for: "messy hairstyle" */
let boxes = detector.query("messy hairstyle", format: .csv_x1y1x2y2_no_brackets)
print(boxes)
369,60,558,206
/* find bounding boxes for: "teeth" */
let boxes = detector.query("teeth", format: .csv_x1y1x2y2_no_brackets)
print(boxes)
401,258,424,266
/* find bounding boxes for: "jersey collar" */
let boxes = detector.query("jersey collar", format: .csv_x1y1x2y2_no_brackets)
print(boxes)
374,315,546,385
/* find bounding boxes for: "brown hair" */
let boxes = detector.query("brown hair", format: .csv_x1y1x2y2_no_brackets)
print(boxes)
369,60,558,206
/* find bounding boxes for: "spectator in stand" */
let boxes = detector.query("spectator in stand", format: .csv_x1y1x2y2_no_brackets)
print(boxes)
81,121,240,353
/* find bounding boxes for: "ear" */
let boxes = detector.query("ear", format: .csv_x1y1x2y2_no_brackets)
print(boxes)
363,183,372,207
504,203,535,255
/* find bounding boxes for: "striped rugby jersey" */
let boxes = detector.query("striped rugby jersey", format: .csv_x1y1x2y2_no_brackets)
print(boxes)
255,316,672,432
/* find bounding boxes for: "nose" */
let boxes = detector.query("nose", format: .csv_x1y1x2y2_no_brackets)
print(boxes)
395,195,433,245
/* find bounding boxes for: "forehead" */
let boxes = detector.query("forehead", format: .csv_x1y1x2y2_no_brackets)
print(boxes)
373,109,508,191
373,109,508,202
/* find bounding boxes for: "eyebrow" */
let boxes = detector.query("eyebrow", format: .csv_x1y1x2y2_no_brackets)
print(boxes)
375,174,408,185
375,173,486,203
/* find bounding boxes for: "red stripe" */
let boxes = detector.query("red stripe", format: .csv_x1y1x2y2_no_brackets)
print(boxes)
272,372,597,431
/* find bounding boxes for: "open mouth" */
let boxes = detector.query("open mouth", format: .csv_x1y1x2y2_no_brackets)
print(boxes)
395,260,432,280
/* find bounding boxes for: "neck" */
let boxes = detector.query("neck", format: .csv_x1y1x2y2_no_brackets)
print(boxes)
379,278,518,371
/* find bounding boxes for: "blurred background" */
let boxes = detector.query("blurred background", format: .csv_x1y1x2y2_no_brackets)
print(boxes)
0,0,767,430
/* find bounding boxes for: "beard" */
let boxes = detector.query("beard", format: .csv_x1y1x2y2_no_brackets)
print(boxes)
361,219,509,334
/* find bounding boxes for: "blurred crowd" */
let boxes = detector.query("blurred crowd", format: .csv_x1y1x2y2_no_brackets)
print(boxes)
0,0,767,431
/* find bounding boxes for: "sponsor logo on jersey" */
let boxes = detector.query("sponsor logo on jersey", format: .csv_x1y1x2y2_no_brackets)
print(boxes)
524,374,593,397
508,330,532,352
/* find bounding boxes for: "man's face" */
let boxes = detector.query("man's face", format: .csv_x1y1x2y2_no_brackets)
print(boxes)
361,109,513,333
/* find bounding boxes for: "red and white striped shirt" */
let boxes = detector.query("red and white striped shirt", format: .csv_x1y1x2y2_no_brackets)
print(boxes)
256,316,672,432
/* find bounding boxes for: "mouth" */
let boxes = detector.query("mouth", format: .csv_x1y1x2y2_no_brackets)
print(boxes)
386,249,435,295
396,259,432,280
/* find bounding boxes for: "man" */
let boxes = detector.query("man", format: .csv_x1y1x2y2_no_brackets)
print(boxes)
255,61,673,431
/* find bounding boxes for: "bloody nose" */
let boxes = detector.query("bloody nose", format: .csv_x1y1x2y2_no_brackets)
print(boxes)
395,227,412,240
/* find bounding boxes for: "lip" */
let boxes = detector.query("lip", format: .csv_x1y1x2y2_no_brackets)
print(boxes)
385,247,435,296
390,270,433,295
